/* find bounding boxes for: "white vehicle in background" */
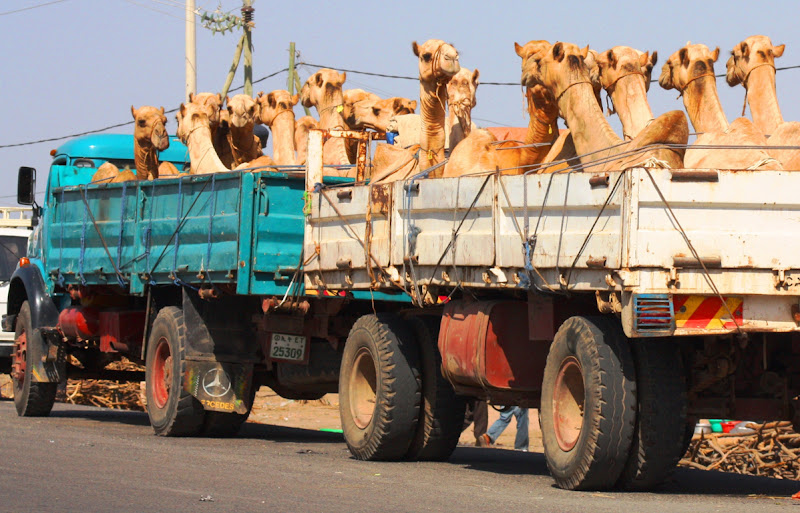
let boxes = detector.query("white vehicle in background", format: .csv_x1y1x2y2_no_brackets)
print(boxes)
0,207,32,373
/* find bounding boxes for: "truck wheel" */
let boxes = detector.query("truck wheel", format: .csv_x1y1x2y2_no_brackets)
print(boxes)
540,316,636,490
11,301,57,417
145,307,205,436
618,339,688,490
404,315,467,461
339,314,421,461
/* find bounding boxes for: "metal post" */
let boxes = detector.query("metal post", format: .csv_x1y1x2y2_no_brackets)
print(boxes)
220,33,245,99
242,0,253,96
185,0,196,102
288,42,296,94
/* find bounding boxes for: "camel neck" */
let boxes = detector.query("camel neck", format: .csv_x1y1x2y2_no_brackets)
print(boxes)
420,80,448,165
269,111,297,165
608,76,654,139
187,125,226,174
314,101,350,165
558,82,621,163
744,65,783,135
134,140,158,180
522,91,558,166
682,76,728,133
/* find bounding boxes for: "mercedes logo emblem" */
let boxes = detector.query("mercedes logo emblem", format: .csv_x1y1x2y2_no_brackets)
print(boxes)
202,368,232,398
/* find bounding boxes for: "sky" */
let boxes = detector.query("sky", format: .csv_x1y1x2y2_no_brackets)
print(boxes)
1,0,799,203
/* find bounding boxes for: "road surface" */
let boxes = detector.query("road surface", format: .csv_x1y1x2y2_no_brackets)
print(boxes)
0,400,796,512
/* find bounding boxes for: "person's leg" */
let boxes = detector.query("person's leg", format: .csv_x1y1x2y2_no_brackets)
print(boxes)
487,407,514,442
473,399,488,438
513,407,530,451
463,398,476,432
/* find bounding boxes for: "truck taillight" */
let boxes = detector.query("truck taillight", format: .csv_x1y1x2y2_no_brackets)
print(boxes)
19,257,29,267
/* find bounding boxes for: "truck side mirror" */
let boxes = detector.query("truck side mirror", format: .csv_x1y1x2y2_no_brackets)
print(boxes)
17,167,36,206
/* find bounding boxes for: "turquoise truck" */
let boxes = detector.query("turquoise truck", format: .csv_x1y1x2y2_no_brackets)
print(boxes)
5,132,400,438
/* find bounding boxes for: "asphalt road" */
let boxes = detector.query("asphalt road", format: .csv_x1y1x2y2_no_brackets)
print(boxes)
1,400,797,513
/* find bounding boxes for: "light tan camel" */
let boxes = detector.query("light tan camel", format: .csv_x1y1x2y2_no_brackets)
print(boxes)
371,39,460,183
592,47,658,139
176,102,229,174
352,97,417,132
301,69,352,173
90,162,138,184
521,41,688,173
295,116,318,165
446,67,480,151
726,35,800,169
131,105,179,179
659,43,780,170
225,94,264,167
342,89,380,128
258,90,299,166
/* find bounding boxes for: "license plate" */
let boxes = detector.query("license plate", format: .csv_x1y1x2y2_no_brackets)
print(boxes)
269,333,307,362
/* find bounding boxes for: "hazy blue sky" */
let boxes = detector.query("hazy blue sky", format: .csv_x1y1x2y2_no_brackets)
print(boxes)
1,0,798,201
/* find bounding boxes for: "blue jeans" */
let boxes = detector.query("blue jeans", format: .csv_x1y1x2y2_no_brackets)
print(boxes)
487,406,529,451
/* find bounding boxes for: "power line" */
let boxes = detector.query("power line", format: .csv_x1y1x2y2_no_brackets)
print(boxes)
0,0,69,17
121,0,196,23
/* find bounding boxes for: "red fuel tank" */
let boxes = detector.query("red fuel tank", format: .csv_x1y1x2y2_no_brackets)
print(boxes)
58,307,100,340
438,300,549,393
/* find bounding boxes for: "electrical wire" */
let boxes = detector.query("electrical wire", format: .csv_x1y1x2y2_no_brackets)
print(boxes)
0,0,68,17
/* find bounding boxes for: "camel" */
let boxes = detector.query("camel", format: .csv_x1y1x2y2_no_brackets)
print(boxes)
176,102,229,175
300,68,352,173
659,43,781,170
131,105,180,179
352,97,417,132
225,94,264,167
295,116,318,165
342,89,380,128
91,162,137,184
726,36,800,169
187,92,234,169
445,68,480,151
371,39,461,183
592,47,658,139
258,89,299,165
520,41,688,173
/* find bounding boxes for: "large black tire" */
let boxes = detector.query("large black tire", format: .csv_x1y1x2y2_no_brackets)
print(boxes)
145,307,205,436
618,339,688,490
540,316,637,491
339,314,421,461
12,301,57,417
404,315,467,461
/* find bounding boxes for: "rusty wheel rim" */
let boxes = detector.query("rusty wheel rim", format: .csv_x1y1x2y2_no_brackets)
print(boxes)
11,330,27,389
349,347,377,430
152,337,172,409
553,356,585,452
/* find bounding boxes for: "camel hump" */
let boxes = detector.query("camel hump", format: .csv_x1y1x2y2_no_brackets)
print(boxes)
728,117,768,145
629,110,689,150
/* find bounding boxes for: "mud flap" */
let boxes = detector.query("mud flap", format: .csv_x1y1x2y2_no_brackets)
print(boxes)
183,360,253,414
30,329,66,383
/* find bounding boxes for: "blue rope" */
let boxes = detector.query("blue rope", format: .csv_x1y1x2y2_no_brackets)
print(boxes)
59,189,64,272
79,186,87,285
206,175,216,273
172,179,183,277
115,183,128,287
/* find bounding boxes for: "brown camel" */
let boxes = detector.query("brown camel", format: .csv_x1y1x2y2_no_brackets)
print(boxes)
176,102,229,174
225,94,264,167
258,90,299,165
342,89,380,128
726,35,800,169
295,116,318,165
131,105,178,179
371,39,460,183
521,41,688,173
660,43,780,170
301,69,351,172
446,67,480,151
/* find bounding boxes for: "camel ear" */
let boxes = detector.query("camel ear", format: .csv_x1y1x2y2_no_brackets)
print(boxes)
607,49,618,69
291,94,299,106
315,73,324,87
131,105,137,119
649,51,658,69
580,45,590,59
514,42,524,58
188,92,194,103
679,48,690,68
412,41,420,57
725,54,741,86
658,62,674,90
159,106,165,115
552,42,565,62
392,98,403,112
774,44,785,58
179,103,187,117
739,41,750,58
216,93,223,104
711,46,720,62
409,100,417,112
471,69,480,87
584,49,598,71
257,91,264,99
267,92,276,108
638,51,650,70
340,71,346,84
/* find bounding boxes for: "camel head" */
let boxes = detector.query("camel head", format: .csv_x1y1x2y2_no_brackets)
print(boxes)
176,102,212,144
342,89,381,126
659,43,720,93
188,92,223,127
257,90,299,126
300,68,347,112
592,46,658,94
520,41,592,106
131,105,170,151
226,94,260,129
446,68,480,135
412,39,460,85
352,97,418,132
726,35,784,87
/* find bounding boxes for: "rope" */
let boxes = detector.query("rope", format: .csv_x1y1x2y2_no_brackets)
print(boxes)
740,62,777,116
676,72,716,99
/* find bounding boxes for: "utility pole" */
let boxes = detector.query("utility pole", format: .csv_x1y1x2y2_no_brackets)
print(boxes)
185,0,196,102
287,42,311,116
242,0,254,97
200,2,255,98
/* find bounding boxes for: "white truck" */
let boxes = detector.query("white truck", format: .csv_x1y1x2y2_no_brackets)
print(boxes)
0,207,33,372
302,130,800,491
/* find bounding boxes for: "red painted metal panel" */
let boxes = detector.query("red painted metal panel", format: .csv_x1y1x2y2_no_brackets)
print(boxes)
99,310,146,353
58,307,100,340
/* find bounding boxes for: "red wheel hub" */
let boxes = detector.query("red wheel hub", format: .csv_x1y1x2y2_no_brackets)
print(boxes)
11,330,27,387
152,337,172,409
552,356,585,452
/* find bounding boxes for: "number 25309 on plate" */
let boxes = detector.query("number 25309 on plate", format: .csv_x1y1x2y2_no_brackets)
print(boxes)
269,333,308,362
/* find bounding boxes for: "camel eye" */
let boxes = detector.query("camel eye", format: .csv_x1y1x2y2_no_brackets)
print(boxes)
137,120,147,127
373,107,380,116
